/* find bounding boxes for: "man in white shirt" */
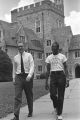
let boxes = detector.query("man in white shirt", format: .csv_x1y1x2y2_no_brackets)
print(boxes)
45,41,69,120
11,42,34,120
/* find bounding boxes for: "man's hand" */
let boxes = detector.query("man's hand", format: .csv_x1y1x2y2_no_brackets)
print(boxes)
13,78,15,85
45,82,49,90
26,75,31,82
66,79,69,88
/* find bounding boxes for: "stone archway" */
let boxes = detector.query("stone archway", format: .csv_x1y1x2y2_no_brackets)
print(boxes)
75,65,80,78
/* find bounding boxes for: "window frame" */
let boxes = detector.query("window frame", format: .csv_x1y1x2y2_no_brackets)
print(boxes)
37,52,42,59
47,40,51,46
56,19,62,28
38,65,42,72
20,36,25,42
75,50,80,58
35,19,41,33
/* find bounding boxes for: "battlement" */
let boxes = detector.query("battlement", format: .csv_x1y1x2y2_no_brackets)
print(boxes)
11,0,64,15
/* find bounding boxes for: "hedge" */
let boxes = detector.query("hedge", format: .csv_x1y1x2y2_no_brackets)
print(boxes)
0,50,13,82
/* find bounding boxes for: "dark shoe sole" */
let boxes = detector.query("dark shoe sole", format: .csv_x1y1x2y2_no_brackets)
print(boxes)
27,113,33,117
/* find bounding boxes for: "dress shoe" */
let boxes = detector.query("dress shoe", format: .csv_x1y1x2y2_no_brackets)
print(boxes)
56,115,62,120
27,113,32,117
11,116,19,120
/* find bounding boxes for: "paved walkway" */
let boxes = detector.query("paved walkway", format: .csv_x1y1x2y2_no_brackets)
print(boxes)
0,78,80,120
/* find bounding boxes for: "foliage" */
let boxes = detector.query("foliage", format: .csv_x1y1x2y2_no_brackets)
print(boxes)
0,50,13,82
0,80,48,118
40,72,46,79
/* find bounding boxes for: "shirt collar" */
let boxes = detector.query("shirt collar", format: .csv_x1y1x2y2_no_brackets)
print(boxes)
18,51,26,56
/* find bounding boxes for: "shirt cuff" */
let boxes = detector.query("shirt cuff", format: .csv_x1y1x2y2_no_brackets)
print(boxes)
27,74,32,78
13,74,15,79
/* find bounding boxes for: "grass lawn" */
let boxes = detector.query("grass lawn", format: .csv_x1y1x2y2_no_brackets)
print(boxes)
0,79,49,118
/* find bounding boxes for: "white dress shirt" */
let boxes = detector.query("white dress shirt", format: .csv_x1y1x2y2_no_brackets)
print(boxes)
13,51,34,79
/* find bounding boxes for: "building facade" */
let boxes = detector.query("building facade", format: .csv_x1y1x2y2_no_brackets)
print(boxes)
11,0,65,64
0,21,44,78
0,0,80,79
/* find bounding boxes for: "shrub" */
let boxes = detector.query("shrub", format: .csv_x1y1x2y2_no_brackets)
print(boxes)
40,72,46,79
0,50,13,82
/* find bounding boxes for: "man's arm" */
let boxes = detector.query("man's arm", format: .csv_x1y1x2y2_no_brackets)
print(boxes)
63,62,69,87
45,63,50,90
63,62,69,78
26,54,34,81
13,59,17,83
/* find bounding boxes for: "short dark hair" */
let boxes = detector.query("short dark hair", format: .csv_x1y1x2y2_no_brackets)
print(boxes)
52,41,59,49
17,42,24,47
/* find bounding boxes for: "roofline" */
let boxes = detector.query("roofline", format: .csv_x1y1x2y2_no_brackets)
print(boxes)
27,48,44,52
6,45,44,52
6,44,17,47
69,48,80,51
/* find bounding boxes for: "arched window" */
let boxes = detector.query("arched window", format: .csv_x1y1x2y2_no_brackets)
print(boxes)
56,19,62,28
47,40,51,46
75,50,80,58
35,19,41,33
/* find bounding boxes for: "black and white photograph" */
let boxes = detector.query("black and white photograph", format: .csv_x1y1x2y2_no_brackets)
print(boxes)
0,0,80,120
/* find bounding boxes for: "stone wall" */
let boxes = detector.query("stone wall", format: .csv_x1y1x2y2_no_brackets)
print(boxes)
11,0,64,22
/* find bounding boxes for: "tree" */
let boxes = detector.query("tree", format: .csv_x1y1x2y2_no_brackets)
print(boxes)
0,49,13,82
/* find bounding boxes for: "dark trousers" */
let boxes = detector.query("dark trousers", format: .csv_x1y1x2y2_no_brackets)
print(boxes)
50,71,66,115
14,74,33,117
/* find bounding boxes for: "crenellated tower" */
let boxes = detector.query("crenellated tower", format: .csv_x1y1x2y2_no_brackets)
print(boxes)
11,0,64,42
54,0,63,4
34,0,43,2
34,0,63,5
10,0,65,74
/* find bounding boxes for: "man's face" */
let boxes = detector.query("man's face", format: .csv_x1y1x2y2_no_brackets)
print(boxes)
18,43,24,54
51,43,59,55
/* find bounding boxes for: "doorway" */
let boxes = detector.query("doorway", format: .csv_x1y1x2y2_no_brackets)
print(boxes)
75,65,80,78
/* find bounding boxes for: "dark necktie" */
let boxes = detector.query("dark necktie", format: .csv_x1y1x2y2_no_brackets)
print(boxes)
21,54,25,73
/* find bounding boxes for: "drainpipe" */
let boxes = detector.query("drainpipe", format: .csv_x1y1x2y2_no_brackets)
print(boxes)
42,12,45,73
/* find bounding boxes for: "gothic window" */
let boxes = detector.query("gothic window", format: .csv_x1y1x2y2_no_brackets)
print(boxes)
20,36,25,42
37,52,42,59
35,19,41,33
59,20,62,27
47,40,51,46
38,65,42,72
57,19,62,28
75,51,80,58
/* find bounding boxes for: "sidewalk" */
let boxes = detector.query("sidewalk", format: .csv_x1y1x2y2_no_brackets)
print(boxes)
0,78,80,120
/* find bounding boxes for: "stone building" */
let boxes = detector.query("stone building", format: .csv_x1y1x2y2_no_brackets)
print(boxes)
11,0,65,74
0,21,44,78
68,35,80,78
0,21,18,59
0,0,80,78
